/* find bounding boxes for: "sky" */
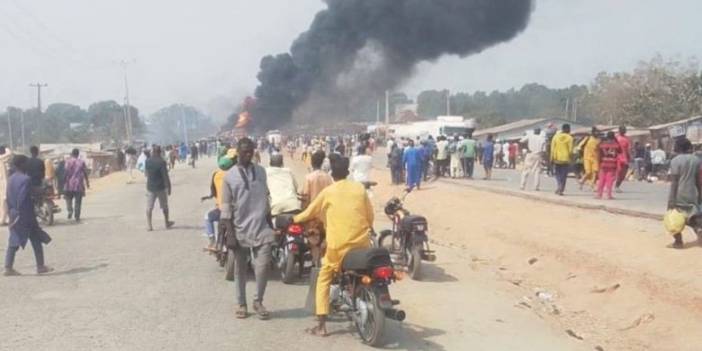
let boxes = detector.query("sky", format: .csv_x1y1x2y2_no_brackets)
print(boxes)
1,0,701,119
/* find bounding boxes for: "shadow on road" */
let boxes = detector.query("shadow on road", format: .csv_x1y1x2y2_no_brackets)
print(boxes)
381,321,447,351
271,307,309,320
419,264,458,283
45,263,109,276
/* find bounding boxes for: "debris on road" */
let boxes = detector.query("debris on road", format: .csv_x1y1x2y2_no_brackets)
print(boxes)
528,257,538,265
619,313,655,331
565,329,584,340
591,283,621,294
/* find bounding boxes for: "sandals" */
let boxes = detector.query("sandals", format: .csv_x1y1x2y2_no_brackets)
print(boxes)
253,301,270,320
305,325,328,337
236,305,248,319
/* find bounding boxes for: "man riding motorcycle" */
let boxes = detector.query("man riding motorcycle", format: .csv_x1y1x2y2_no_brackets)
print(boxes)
292,156,374,337
265,154,301,217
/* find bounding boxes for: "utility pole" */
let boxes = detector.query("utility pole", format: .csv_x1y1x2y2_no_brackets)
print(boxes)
29,83,47,145
6,108,14,150
564,98,570,120
29,83,48,112
119,59,135,143
376,99,380,125
573,98,578,123
446,89,451,116
385,90,390,125
180,104,189,145
20,109,26,151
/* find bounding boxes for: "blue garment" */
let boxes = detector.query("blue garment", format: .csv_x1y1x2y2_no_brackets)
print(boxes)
7,172,42,248
482,141,495,167
403,147,423,189
179,143,188,160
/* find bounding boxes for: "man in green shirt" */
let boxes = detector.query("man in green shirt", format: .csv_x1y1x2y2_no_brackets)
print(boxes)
459,132,477,179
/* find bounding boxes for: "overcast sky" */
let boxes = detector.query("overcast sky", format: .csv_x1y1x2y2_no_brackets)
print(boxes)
1,0,701,117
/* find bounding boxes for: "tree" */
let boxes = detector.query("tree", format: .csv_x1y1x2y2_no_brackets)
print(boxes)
149,104,217,144
87,101,144,144
589,55,702,126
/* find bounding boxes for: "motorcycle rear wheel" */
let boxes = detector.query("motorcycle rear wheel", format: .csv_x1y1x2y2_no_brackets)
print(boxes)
280,248,297,284
354,285,385,347
408,244,423,281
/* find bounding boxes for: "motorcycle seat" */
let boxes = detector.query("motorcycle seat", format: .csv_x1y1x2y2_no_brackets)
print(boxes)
400,215,427,231
341,247,392,271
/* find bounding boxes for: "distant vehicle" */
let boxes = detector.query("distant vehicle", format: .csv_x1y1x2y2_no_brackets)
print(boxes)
266,130,282,146
388,116,476,139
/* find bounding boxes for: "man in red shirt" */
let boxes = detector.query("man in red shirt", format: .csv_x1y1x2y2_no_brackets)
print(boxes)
615,126,631,192
508,142,518,169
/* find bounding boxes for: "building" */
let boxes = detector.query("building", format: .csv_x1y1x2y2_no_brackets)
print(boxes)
473,118,587,142
649,115,702,150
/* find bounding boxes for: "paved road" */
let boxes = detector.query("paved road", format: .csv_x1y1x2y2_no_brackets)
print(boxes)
1,157,587,351
373,149,668,216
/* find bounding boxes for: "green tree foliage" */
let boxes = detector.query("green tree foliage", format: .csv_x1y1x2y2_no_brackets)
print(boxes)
417,85,590,128
0,101,145,147
588,55,702,127
87,100,144,143
416,55,702,128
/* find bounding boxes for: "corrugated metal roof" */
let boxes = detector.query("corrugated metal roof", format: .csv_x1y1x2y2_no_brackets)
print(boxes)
473,118,547,136
649,116,702,130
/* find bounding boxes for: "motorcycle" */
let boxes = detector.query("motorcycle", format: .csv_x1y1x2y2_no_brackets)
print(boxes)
273,214,313,284
377,191,436,280
311,247,405,347
34,181,60,226
212,221,235,281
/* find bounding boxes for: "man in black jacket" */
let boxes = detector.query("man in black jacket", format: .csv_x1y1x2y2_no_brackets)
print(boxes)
145,146,174,231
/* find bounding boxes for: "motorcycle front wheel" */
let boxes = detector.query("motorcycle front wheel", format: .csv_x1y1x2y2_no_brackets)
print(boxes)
354,285,385,347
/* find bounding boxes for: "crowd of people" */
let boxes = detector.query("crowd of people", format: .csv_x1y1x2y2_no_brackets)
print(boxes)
191,135,374,335
2,145,90,276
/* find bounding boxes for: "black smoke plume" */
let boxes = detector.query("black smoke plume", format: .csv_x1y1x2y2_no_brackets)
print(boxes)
252,0,534,130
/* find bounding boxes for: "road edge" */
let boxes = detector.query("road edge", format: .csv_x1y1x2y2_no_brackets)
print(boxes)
439,178,663,221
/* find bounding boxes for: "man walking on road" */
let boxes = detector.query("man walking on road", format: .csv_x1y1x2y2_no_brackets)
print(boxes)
221,138,274,320
615,126,631,192
0,146,12,225
293,156,373,337
4,155,53,276
578,127,601,191
145,146,174,231
63,149,90,222
26,146,45,189
520,128,546,191
460,132,477,179
388,144,404,185
666,138,702,249
551,124,573,196
403,139,423,190
435,136,449,178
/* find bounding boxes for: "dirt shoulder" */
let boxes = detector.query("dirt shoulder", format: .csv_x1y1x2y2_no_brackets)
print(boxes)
369,165,702,351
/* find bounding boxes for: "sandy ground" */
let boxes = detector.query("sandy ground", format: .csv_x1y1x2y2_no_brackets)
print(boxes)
367,155,702,351
2,151,697,350
1,156,589,351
